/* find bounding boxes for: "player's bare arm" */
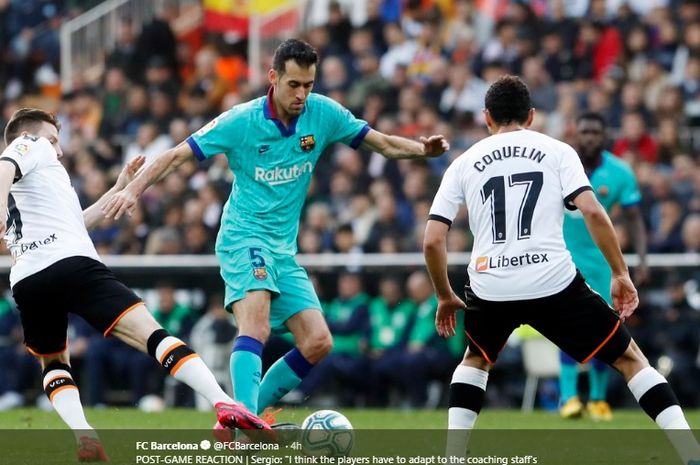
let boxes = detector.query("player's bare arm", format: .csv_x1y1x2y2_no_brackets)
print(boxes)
0,160,17,237
83,156,145,230
102,142,193,220
423,219,466,337
623,205,649,285
572,190,639,318
360,128,450,159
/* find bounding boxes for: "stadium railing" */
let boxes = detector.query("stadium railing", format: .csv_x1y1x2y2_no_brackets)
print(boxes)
59,0,201,92
0,253,695,289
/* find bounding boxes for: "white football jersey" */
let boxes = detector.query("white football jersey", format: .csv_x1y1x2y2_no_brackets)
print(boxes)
0,136,100,288
429,129,592,301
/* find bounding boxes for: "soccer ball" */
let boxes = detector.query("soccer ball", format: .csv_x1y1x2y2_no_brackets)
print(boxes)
137,394,165,412
301,410,354,456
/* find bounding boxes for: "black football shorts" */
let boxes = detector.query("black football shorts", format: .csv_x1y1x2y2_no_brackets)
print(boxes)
12,256,142,356
463,271,631,365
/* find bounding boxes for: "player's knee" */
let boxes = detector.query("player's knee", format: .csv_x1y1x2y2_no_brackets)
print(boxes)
238,323,270,343
611,341,649,378
317,332,333,357
299,332,333,362
39,353,69,371
463,350,491,371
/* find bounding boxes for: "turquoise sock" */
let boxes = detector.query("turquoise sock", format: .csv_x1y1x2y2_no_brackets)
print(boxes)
258,348,314,414
230,336,264,414
588,359,609,401
559,352,579,403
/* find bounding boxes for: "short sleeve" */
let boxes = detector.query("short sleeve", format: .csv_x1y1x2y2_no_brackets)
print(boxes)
619,166,642,207
559,144,593,211
186,109,240,162
322,96,370,149
428,160,465,227
0,136,50,181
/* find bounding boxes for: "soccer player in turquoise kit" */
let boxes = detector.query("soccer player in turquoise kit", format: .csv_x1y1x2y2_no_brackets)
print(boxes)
559,112,648,421
103,39,449,427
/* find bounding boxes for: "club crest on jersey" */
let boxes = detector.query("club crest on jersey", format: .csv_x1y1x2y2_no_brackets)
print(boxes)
299,134,315,152
14,143,29,156
597,185,609,197
253,267,268,281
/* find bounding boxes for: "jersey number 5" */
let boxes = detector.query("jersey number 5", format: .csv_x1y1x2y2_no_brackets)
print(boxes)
481,171,543,243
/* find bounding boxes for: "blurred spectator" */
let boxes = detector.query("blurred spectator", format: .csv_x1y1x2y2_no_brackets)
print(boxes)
124,121,172,164
379,22,416,80
651,274,700,406
401,271,462,408
133,4,179,80
85,338,155,407
152,282,196,338
474,19,519,76
439,63,487,118
521,55,558,113
367,275,416,406
649,198,685,253
612,112,658,163
189,294,236,410
656,118,689,164
106,17,139,82
0,294,36,410
183,47,228,112
294,272,370,405
345,52,389,115
681,214,700,252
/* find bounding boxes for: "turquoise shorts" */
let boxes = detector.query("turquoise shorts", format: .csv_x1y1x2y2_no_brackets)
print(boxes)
217,247,322,331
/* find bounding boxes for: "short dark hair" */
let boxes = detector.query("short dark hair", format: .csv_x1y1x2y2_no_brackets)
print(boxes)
4,108,60,145
576,111,606,128
484,75,532,125
272,39,319,74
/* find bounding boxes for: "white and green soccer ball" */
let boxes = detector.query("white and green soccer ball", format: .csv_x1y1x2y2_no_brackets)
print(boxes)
301,410,354,456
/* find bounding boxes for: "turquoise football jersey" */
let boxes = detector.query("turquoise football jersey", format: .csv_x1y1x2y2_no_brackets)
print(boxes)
187,89,369,254
563,151,641,273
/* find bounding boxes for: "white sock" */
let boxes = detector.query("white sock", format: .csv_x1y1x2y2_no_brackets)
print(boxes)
446,365,488,458
628,367,700,463
43,364,94,443
151,333,233,407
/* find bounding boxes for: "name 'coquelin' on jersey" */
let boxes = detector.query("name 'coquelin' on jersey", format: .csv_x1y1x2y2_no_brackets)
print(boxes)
186,89,369,255
472,145,548,172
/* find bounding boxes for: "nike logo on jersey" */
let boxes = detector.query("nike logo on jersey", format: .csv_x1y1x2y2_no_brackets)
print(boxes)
258,145,271,154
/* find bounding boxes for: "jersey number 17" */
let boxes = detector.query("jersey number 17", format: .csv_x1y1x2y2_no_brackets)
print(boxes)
480,171,543,244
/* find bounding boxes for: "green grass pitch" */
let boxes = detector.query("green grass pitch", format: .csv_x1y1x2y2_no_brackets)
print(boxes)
2,407,699,429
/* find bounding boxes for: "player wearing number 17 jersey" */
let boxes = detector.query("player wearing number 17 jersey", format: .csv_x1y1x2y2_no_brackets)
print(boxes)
423,76,700,464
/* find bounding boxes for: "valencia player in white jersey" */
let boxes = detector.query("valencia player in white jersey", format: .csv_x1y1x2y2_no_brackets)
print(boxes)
0,109,270,461
424,76,700,465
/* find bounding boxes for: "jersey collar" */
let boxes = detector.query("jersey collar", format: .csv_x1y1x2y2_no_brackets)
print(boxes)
263,86,305,138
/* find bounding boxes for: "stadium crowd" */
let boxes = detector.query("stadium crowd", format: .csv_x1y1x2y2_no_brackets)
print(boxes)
0,0,699,410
